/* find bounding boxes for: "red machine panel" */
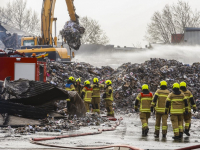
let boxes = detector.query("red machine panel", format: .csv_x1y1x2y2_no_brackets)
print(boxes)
0,57,37,81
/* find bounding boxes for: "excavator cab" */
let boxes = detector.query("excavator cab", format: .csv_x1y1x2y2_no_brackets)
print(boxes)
21,37,37,46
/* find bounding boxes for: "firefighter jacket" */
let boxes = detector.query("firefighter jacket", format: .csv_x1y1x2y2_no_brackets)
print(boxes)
104,86,113,101
151,89,170,114
65,83,75,101
180,90,196,112
166,92,188,115
91,84,104,98
75,84,83,96
65,83,75,91
135,92,153,112
82,86,93,103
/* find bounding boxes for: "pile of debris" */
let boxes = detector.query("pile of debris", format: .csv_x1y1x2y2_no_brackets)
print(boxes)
0,77,85,119
60,21,85,50
3,114,109,136
47,58,200,111
40,113,108,130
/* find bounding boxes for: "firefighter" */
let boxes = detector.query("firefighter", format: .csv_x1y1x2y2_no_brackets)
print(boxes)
65,76,75,111
103,80,114,117
81,80,93,113
151,81,170,138
75,78,82,96
165,83,188,140
134,84,153,136
91,78,104,114
180,81,197,136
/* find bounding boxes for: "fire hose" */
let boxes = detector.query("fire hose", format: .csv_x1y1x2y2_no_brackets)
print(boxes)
30,117,143,150
30,116,200,150
175,145,200,150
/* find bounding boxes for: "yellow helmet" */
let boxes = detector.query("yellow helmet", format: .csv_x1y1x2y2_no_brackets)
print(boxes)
180,81,186,87
93,78,99,83
69,76,75,81
142,84,149,90
76,78,81,82
160,80,167,86
105,80,112,85
173,83,180,89
84,80,90,85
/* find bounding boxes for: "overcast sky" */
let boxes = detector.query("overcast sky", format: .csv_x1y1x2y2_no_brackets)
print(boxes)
1,0,200,47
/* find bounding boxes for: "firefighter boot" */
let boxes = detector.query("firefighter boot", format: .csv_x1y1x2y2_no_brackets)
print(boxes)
163,134,166,138
184,129,190,136
144,128,149,136
172,136,181,140
154,130,159,138
179,132,183,138
142,129,145,136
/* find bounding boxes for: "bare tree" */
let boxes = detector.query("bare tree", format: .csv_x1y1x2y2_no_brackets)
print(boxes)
146,1,200,43
0,0,40,35
80,16,109,45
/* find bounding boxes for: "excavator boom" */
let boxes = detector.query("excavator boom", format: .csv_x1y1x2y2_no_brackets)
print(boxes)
41,0,77,45
18,0,82,62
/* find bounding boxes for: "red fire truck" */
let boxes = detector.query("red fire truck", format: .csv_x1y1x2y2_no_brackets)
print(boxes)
0,49,47,82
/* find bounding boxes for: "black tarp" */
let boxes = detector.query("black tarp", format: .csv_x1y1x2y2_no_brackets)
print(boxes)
2,78,86,118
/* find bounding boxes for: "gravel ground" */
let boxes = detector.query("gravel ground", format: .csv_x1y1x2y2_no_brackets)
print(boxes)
0,113,199,150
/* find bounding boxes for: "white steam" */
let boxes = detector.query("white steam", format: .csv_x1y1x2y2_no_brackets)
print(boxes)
74,45,200,68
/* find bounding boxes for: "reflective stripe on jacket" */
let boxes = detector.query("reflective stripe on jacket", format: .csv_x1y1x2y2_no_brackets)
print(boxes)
180,90,195,112
136,92,153,112
104,86,113,101
91,84,104,97
152,89,170,113
65,83,75,91
82,86,93,102
166,92,187,114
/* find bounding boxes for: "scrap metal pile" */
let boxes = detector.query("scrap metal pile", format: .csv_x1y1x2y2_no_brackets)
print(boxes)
60,21,85,50
47,58,200,112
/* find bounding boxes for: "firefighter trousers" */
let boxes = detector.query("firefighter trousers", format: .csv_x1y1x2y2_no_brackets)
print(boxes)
140,112,150,130
84,101,91,112
92,97,100,114
105,100,114,117
184,112,191,130
155,113,168,135
171,114,183,136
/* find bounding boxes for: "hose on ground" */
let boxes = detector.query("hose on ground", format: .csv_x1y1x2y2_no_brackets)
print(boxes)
175,145,200,150
30,117,143,150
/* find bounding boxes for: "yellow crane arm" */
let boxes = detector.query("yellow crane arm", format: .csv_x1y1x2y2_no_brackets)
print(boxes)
41,0,77,45
66,0,77,22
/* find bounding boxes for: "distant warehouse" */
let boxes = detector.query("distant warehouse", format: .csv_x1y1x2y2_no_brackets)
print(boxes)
184,27,200,45
171,27,200,45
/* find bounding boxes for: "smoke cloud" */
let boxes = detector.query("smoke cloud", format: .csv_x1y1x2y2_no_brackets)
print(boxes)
74,45,200,68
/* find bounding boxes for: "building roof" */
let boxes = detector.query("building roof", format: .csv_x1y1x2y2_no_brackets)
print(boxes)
185,27,200,32
0,22,34,36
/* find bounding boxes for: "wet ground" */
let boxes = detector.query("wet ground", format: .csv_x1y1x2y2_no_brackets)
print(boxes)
0,113,199,149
